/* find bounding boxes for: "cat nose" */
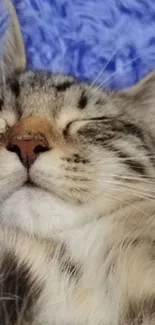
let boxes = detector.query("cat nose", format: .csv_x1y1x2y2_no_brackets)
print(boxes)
7,139,49,168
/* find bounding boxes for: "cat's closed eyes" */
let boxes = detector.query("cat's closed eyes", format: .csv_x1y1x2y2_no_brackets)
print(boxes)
1,1,155,324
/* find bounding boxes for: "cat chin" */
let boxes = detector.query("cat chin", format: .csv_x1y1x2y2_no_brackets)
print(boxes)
0,185,96,237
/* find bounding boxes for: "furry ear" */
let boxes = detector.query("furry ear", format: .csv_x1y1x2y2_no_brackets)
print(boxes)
122,70,155,135
0,0,26,79
124,70,155,98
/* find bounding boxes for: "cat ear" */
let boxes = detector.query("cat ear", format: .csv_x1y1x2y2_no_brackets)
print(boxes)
0,0,26,79
122,70,155,135
124,70,155,98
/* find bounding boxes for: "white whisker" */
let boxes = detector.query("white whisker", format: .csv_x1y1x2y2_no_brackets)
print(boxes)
102,55,140,87
97,173,155,185
101,179,155,202
97,175,155,192
86,46,119,93
89,55,140,100
102,190,150,217
105,66,137,88
102,154,155,161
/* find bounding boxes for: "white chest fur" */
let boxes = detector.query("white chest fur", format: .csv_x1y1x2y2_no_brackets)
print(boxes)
34,219,118,325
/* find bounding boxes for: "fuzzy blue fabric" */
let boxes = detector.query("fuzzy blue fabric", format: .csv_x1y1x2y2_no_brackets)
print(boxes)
6,1,155,89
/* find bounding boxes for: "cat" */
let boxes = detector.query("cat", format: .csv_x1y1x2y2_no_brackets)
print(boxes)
1,1,155,325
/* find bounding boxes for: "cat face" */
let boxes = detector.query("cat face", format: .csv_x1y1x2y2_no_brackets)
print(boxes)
0,70,155,236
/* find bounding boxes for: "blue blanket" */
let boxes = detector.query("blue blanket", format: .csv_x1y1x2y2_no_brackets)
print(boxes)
2,0,155,89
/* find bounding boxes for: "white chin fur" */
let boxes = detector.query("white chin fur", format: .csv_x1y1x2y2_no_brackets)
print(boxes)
0,186,99,237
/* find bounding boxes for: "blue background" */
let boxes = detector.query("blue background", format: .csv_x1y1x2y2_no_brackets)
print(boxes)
2,0,155,89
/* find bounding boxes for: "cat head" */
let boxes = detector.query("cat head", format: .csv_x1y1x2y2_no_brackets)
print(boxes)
0,69,154,236
0,2,155,237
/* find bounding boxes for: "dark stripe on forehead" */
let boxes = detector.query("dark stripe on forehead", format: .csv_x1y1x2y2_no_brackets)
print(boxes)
0,252,41,324
55,81,74,92
10,80,20,98
78,91,88,109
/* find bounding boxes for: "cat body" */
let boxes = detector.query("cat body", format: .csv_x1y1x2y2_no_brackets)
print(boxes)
0,70,155,325
1,1,155,324
2,200,155,325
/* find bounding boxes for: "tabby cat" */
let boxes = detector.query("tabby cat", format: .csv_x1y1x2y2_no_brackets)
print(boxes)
1,1,155,325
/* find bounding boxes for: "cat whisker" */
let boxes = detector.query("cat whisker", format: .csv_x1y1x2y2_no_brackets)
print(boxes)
0,296,18,300
101,179,155,202
98,174,155,184
102,191,150,217
105,66,138,88
86,46,119,94
16,290,35,325
89,55,140,100
102,55,140,87
105,154,155,160
36,163,155,187
98,176,155,192
118,188,155,204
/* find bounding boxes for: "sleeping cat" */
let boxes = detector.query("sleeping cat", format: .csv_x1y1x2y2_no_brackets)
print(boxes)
1,1,155,325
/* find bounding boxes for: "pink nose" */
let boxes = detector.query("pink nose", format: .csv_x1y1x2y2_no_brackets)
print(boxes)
7,139,49,168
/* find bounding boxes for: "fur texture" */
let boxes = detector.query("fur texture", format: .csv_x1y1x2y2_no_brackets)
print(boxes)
1,2,155,325
0,69,155,324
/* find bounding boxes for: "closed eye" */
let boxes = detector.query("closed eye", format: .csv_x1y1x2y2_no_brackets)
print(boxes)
63,121,73,137
83,116,109,121
63,116,108,137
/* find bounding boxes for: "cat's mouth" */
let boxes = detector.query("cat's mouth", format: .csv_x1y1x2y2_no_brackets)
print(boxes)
23,178,51,195
25,180,35,187
24,175,37,188
24,175,46,191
